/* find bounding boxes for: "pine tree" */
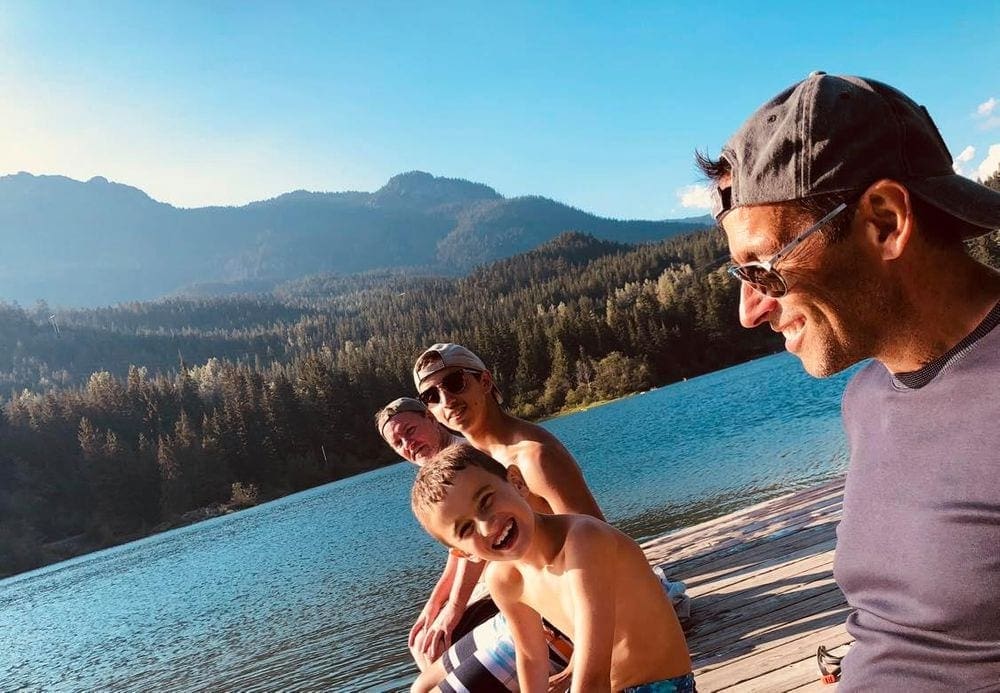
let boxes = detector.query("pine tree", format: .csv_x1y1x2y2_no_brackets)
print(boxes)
541,340,572,411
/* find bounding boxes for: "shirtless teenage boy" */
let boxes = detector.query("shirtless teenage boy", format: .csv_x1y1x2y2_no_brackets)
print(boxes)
412,444,694,693
413,343,603,520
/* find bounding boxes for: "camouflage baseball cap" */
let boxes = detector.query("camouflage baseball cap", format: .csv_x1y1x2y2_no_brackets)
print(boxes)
374,397,428,440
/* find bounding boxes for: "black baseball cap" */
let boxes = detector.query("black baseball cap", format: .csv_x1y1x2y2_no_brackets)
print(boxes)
711,72,1000,238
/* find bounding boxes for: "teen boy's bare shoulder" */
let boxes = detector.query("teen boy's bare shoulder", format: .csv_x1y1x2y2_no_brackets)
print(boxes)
561,514,623,563
485,515,612,630
562,515,691,689
499,423,604,519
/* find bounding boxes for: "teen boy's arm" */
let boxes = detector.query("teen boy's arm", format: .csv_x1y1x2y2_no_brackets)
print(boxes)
517,436,605,520
565,519,618,693
487,564,550,692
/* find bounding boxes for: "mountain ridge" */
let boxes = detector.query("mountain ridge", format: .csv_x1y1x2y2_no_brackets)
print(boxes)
0,170,711,307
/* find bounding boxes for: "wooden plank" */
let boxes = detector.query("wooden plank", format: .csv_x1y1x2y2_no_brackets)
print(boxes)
738,641,851,692
658,521,838,586
646,493,842,561
642,481,844,555
783,643,850,691
695,623,851,691
693,602,849,672
654,522,834,578
688,578,841,649
636,477,851,692
643,489,843,559
683,539,836,600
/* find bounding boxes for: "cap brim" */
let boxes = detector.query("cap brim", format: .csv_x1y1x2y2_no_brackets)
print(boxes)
908,174,1000,239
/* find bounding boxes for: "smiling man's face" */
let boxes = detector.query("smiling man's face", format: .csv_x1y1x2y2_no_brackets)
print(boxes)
722,202,881,377
383,411,442,464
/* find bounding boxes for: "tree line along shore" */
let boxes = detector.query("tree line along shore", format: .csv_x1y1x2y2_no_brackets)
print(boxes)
2,192,998,577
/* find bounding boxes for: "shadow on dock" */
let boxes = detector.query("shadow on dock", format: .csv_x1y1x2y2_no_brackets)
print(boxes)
642,478,850,692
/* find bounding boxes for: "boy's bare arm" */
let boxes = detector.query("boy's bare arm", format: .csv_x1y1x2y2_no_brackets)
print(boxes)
409,552,460,666
419,556,487,660
517,438,604,520
450,555,486,612
487,565,550,693
565,520,618,693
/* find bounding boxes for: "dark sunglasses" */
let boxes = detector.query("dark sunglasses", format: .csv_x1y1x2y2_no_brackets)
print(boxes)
727,202,848,298
418,369,481,405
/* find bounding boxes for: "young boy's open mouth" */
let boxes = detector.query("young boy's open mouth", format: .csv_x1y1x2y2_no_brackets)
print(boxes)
492,518,518,551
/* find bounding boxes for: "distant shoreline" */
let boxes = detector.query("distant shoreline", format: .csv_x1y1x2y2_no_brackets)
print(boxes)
541,391,640,420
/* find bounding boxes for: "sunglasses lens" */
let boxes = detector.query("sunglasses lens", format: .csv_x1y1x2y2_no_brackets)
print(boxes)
732,265,786,298
441,370,468,394
418,370,471,405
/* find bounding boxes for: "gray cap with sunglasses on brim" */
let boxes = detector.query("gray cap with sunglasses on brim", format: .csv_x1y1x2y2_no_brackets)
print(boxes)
374,397,429,440
413,343,504,405
711,71,1000,238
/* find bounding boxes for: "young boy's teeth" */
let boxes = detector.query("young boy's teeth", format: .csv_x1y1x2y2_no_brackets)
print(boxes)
494,520,513,548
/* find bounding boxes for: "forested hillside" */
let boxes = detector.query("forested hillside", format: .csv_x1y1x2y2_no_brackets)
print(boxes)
0,226,762,574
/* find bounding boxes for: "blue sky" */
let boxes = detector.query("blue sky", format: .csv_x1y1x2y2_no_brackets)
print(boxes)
1,1,997,219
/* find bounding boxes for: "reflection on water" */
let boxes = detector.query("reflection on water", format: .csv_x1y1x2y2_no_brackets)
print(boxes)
0,353,858,691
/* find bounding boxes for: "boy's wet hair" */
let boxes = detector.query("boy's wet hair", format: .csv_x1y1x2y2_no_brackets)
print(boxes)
411,443,507,524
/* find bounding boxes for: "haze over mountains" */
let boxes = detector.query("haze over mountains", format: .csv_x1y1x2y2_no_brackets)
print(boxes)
0,170,710,307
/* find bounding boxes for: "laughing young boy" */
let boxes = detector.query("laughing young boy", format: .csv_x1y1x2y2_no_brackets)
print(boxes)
412,444,694,693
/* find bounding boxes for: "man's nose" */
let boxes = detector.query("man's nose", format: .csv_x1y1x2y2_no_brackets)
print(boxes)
738,282,779,328
438,384,459,407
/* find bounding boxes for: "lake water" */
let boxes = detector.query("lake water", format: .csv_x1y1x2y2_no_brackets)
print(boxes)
0,353,859,692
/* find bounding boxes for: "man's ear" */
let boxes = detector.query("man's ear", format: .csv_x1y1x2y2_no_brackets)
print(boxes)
859,179,914,261
506,465,529,496
479,369,494,391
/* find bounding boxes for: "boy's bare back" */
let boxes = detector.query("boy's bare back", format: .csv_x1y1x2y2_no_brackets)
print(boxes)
487,513,691,692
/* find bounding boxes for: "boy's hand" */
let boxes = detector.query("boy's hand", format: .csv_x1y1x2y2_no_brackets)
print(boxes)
408,601,441,650
408,600,444,671
420,601,462,661
408,613,430,650
408,627,432,672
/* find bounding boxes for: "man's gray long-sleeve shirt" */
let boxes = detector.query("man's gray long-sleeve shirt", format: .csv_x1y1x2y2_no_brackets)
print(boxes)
835,301,1000,691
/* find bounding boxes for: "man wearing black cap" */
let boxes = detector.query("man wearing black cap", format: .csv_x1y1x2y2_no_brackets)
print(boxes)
698,73,1000,689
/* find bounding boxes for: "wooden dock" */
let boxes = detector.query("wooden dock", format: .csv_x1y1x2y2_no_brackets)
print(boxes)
642,477,850,691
